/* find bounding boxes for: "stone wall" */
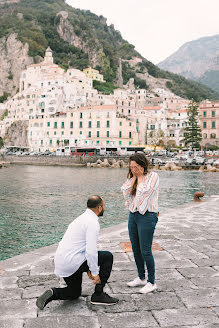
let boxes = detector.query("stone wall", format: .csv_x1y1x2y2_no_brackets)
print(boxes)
4,155,130,166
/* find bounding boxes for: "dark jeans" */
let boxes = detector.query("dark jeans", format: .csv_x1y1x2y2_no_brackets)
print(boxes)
128,211,158,284
53,251,113,300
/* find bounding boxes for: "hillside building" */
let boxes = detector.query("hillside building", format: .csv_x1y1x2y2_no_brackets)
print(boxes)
199,100,219,147
83,67,105,82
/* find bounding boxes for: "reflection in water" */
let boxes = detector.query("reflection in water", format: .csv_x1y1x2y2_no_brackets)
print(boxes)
0,165,218,260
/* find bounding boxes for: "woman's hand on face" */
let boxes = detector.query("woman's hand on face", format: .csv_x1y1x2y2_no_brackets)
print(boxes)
131,166,144,177
130,161,144,177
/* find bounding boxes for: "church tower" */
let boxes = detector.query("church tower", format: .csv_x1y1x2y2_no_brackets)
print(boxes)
43,47,54,64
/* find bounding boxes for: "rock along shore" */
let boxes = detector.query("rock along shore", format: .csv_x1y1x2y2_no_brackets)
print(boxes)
0,195,219,328
2,155,218,171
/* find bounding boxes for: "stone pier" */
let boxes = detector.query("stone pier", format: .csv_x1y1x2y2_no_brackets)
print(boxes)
0,196,219,327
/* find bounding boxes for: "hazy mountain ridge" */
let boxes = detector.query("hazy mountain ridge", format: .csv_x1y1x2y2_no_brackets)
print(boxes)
158,34,219,92
0,0,218,101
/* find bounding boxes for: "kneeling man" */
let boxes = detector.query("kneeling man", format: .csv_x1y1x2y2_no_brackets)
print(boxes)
36,195,118,309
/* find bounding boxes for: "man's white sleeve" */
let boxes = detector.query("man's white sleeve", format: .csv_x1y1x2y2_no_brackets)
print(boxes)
85,222,100,276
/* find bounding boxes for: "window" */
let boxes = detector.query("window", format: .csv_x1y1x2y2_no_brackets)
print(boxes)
62,131,64,135
210,133,216,139
70,122,73,128
54,122,57,128
107,112,110,118
80,131,82,135
212,111,215,117
203,122,206,128
70,131,73,135
212,121,215,129
120,122,122,126
54,131,56,135
80,112,83,118
50,140,52,145
97,121,100,128
119,131,122,138
47,132,49,136
129,122,132,126
47,122,50,127
129,141,132,145
119,141,122,145
204,111,206,117
88,121,92,128
106,120,110,128
97,131,100,138
107,131,109,137
61,122,64,128
88,131,91,138
41,140,43,145
203,133,207,139
129,132,132,138
79,121,83,128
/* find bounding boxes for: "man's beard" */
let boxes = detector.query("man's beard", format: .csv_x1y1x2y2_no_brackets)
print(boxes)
98,209,104,217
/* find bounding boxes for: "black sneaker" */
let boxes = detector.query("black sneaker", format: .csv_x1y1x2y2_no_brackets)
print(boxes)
91,292,119,305
36,289,53,310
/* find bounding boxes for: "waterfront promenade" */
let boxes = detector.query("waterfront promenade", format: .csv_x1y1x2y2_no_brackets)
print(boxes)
0,195,219,328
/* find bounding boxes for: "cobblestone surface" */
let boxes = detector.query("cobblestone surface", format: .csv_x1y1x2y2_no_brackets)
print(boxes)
0,195,219,327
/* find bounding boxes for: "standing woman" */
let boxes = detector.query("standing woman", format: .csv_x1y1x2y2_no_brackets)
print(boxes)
121,153,159,294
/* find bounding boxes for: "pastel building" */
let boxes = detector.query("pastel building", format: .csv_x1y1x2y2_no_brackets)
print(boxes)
83,67,105,82
29,105,138,152
199,100,219,147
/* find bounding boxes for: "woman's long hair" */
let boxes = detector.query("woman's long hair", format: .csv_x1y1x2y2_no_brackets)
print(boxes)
128,153,149,196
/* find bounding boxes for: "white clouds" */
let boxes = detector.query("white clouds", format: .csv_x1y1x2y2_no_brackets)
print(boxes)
66,0,219,64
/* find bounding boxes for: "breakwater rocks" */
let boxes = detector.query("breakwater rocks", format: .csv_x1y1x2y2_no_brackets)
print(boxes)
199,164,219,172
0,161,10,169
87,158,128,168
156,162,183,171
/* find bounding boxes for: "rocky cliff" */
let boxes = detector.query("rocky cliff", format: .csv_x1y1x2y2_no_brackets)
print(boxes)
56,11,102,67
0,33,33,97
4,120,29,147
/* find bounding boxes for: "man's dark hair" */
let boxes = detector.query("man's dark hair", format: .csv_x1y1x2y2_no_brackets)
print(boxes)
87,195,103,209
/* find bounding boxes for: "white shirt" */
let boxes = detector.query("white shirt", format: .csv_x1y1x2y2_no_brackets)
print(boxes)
121,172,159,214
54,208,100,277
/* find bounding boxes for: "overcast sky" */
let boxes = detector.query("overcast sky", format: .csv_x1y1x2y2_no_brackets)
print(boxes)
66,0,219,65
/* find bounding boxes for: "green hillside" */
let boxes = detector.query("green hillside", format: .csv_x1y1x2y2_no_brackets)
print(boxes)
0,0,219,101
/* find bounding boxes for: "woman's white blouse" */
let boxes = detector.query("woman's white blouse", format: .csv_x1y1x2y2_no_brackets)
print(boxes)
121,171,159,214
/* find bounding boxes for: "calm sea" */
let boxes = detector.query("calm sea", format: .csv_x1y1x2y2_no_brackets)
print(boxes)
0,165,218,261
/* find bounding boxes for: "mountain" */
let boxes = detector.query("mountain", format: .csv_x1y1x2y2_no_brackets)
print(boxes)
158,34,219,93
0,0,218,102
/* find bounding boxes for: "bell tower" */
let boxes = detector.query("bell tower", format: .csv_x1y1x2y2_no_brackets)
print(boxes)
43,47,54,64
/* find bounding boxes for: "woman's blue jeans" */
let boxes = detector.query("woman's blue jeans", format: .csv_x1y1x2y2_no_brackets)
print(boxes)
128,211,158,284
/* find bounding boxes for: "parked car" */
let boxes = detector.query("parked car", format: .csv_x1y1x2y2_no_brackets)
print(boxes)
195,157,206,165
206,158,214,165
213,159,219,167
185,158,196,165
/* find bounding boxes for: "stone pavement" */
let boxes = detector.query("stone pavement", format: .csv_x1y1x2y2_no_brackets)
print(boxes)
0,195,219,328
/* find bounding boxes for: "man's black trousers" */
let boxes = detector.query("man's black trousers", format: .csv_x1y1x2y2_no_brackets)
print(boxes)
53,251,113,300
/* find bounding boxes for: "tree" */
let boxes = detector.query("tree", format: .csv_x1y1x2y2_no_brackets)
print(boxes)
184,100,202,149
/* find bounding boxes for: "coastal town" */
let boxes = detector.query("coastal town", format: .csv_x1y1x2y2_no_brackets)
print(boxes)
0,47,218,155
